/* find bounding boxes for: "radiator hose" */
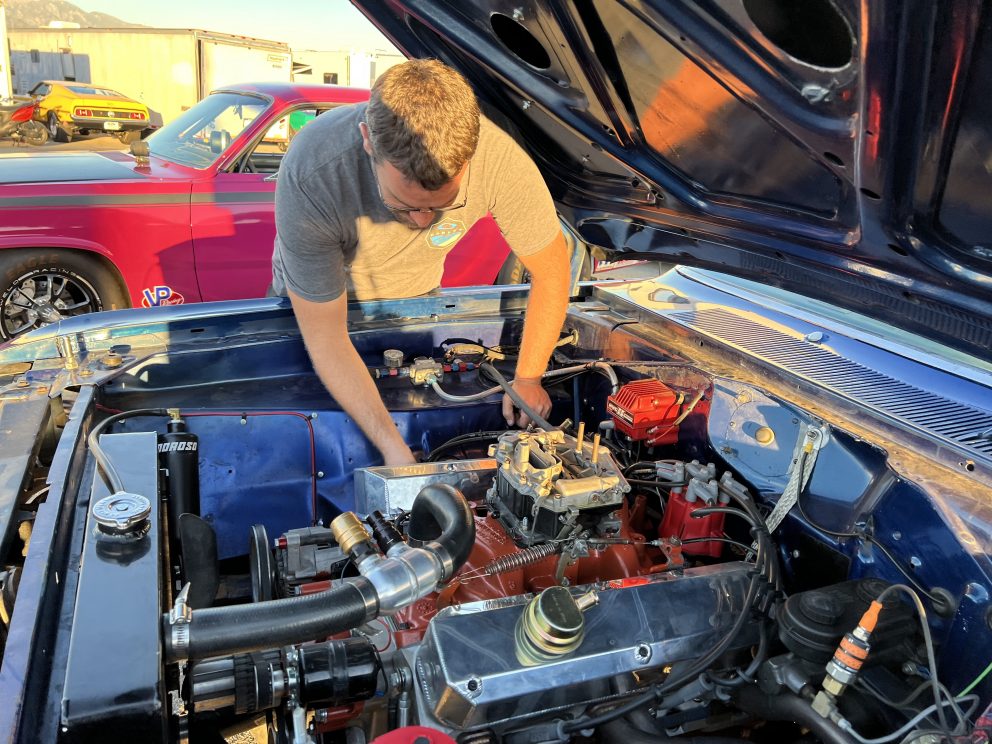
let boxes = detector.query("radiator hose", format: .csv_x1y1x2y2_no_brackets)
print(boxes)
407,482,476,569
164,484,475,662
164,578,377,662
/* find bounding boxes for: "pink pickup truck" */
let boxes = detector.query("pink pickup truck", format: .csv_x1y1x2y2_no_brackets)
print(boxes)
0,82,514,340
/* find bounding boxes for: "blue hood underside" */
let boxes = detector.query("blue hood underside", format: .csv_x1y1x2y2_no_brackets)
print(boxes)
352,0,992,360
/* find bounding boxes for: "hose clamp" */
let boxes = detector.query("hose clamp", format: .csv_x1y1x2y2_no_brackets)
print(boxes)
167,583,193,662
426,541,455,581
346,576,380,619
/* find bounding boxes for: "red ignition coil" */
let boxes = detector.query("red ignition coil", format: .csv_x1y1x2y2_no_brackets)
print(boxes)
607,379,683,445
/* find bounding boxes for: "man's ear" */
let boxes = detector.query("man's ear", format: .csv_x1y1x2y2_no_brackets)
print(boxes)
359,122,373,156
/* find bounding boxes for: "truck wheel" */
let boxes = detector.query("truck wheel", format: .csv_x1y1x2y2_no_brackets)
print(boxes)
47,112,70,143
0,251,128,341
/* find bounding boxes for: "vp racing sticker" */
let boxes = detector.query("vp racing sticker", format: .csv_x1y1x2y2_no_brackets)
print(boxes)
141,285,186,308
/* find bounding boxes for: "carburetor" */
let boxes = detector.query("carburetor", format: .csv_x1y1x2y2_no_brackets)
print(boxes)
487,428,630,546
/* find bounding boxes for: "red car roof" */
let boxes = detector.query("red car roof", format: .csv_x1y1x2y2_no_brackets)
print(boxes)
211,82,371,106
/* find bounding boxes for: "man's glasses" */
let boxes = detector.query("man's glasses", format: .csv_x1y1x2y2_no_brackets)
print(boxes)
371,159,470,215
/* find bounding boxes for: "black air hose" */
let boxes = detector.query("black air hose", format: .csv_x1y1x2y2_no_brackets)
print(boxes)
407,483,476,572
733,685,855,744
600,717,747,743
164,578,377,662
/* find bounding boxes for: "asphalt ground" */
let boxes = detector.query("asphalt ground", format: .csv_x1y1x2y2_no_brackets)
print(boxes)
0,133,126,154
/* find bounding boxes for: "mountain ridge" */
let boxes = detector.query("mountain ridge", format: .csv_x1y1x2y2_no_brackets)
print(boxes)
5,0,141,29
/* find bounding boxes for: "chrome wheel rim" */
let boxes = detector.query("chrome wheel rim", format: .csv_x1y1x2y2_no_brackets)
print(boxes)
2,270,100,338
47,112,59,138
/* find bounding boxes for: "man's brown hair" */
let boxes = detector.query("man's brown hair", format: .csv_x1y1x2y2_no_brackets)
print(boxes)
366,59,480,190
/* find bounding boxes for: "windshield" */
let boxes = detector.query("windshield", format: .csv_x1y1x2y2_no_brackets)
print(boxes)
145,92,269,169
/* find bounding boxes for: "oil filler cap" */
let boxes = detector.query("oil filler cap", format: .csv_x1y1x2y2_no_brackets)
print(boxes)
93,492,151,536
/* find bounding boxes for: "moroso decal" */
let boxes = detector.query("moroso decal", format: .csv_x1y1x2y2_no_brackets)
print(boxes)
157,441,198,453
141,286,186,308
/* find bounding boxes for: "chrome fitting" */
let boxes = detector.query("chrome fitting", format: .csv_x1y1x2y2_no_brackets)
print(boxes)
356,543,445,614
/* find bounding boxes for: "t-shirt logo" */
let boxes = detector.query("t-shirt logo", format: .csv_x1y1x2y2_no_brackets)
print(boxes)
426,218,466,250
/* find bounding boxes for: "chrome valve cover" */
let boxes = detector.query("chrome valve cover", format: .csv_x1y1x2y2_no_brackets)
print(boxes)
413,563,755,729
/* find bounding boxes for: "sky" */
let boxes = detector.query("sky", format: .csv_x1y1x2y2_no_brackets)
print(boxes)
71,0,400,52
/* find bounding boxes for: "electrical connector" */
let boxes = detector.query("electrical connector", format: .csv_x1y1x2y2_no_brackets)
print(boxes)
814,599,884,721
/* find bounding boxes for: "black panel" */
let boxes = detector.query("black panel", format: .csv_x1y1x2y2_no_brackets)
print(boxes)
940,9,992,259
596,0,842,214
0,397,50,561
60,432,165,744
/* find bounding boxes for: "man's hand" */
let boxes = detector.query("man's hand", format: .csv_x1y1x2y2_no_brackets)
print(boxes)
503,377,552,427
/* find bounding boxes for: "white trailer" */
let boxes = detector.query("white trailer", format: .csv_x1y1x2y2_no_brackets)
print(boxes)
9,28,291,125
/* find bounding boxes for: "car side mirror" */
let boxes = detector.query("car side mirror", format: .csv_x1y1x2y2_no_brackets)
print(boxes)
210,130,231,154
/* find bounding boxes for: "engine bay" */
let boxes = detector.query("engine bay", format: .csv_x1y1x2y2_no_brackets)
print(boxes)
1,301,989,744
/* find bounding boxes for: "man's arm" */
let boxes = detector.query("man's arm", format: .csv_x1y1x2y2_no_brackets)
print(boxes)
502,231,571,426
290,290,416,466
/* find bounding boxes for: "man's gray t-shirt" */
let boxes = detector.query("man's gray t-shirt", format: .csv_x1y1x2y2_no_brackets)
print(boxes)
270,103,560,302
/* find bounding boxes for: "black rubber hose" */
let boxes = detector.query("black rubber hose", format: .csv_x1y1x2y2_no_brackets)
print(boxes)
406,483,476,573
426,432,503,462
165,579,376,662
178,514,219,610
479,362,556,430
733,685,855,744
600,717,747,743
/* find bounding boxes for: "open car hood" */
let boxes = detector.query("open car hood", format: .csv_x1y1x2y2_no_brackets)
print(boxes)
353,0,992,359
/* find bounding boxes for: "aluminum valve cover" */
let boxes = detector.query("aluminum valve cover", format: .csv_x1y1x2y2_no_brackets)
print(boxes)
414,563,755,729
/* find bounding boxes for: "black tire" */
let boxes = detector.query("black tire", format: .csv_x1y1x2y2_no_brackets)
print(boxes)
0,250,128,341
496,254,530,285
47,112,70,143
118,130,141,145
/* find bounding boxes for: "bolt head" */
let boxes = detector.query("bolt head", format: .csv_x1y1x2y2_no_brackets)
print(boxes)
822,676,845,696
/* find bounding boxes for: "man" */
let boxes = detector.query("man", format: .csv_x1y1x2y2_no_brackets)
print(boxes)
271,59,570,466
